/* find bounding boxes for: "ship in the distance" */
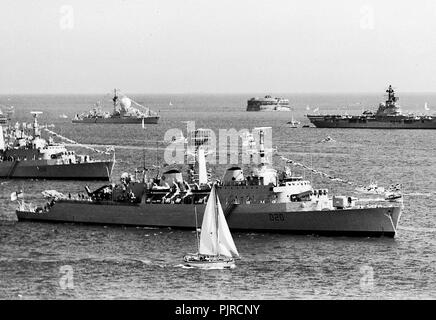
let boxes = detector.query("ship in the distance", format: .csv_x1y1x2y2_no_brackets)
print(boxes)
73,89,160,124
307,85,436,129
15,128,403,237
247,95,292,111
1,111,114,180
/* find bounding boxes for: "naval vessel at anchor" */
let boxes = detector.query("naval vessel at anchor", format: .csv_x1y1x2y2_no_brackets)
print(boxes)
307,85,436,129
246,95,292,111
15,128,403,237
72,89,160,124
0,111,114,180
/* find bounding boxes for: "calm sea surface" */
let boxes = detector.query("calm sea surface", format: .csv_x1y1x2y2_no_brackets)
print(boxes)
0,93,435,299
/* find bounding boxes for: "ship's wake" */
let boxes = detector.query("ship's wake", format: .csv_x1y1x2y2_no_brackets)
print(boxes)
403,192,433,197
125,258,166,268
174,263,194,269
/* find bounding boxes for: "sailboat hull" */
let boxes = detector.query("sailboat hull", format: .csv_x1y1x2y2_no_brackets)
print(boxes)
183,255,236,269
184,261,236,269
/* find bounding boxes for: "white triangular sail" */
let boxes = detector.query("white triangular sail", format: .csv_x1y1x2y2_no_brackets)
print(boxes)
216,195,239,258
198,185,239,258
198,186,218,255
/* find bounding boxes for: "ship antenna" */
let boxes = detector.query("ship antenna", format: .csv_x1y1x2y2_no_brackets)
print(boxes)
259,129,265,165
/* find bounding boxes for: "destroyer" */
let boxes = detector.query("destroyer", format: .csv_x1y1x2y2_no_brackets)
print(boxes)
247,95,291,111
72,89,160,124
307,85,436,129
1,112,114,180
15,128,403,237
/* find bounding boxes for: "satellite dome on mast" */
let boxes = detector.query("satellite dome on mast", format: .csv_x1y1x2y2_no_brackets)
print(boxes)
119,97,132,111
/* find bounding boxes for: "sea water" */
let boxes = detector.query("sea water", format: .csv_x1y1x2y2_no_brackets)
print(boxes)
0,93,435,299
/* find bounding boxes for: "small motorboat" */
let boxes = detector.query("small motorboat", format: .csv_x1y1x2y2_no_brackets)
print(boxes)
320,136,335,143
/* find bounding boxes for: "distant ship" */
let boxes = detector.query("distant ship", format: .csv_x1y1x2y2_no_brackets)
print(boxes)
0,106,13,125
0,112,114,180
0,111,8,124
72,89,160,124
247,95,292,111
307,85,436,129
16,128,403,237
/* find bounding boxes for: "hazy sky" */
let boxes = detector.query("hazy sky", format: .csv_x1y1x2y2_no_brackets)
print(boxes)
1,0,436,93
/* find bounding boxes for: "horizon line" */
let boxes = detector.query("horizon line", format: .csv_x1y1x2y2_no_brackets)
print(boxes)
2,91,436,96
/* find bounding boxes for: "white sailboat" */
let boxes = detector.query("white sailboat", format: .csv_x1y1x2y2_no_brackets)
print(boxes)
183,184,239,269
287,113,300,128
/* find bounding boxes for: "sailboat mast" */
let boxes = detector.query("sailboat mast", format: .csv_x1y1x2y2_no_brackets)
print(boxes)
194,206,200,253
215,186,219,257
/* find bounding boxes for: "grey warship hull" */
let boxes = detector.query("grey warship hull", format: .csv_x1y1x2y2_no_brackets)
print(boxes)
0,160,114,180
307,115,436,129
72,116,159,124
16,200,402,237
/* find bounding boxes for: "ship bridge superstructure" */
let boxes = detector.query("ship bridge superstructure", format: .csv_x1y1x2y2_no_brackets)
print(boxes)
375,85,402,117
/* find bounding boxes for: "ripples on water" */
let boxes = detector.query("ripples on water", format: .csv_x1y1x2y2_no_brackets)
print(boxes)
0,93,435,299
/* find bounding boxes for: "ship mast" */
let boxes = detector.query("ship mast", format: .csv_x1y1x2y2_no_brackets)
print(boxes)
259,128,266,165
30,111,42,137
386,85,398,105
112,89,118,114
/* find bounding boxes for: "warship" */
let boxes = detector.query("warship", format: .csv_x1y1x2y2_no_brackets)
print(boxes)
15,128,403,237
307,85,436,129
246,95,291,111
72,89,160,124
0,111,8,124
0,112,114,180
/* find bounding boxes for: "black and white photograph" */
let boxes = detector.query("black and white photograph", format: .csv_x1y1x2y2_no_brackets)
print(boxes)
0,0,435,307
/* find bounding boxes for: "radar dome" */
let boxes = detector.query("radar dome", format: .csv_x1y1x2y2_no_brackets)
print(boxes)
120,172,129,180
120,97,132,110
